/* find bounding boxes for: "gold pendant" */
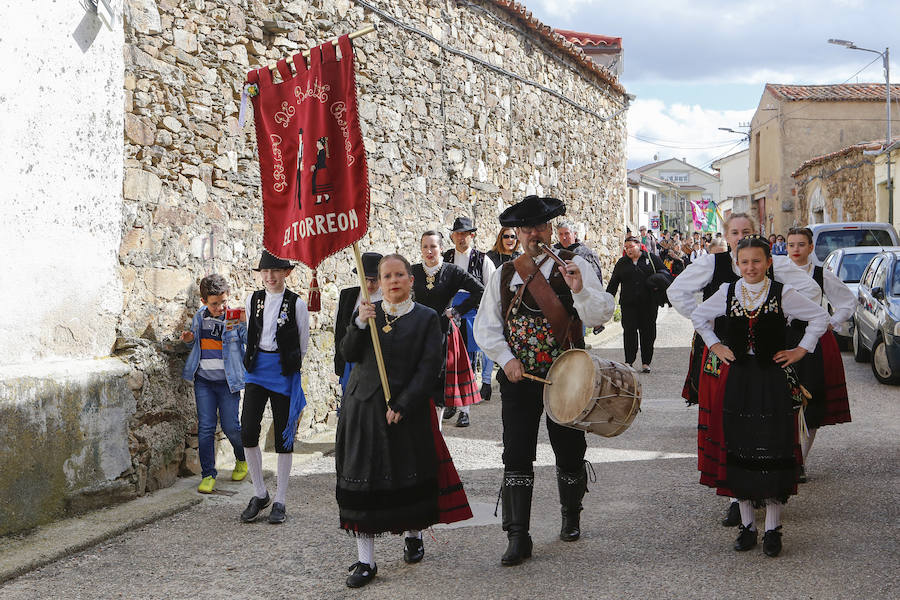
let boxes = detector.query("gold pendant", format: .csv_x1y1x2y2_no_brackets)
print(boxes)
426,283,434,290
382,324,392,333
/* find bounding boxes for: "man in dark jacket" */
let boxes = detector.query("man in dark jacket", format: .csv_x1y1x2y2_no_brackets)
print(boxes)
606,237,667,373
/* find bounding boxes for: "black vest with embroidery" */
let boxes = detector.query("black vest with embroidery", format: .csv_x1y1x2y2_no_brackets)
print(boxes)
443,247,486,284
498,251,584,376
723,280,786,365
244,288,302,376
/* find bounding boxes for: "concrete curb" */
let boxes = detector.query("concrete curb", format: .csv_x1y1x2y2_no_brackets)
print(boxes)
0,435,337,585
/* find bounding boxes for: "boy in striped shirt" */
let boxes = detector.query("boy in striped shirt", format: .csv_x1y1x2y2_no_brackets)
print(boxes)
181,274,249,493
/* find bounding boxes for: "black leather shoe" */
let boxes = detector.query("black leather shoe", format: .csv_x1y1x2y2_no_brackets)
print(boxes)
403,537,424,564
763,526,783,557
240,493,270,523
501,534,533,566
268,502,286,524
442,407,457,419
721,501,741,527
734,524,758,551
346,562,377,588
480,383,492,402
798,465,808,483
456,412,470,427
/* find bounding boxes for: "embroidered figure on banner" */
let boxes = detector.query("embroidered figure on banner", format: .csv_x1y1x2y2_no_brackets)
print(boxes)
312,136,333,204
297,128,304,210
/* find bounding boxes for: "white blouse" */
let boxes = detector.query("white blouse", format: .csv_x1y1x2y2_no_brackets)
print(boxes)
795,261,856,328
691,278,828,354
668,253,821,320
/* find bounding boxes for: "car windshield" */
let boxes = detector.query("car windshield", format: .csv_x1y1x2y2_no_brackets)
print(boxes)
893,261,900,295
838,252,878,283
815,229,895,261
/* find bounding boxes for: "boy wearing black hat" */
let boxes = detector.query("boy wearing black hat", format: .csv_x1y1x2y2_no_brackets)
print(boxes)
474,195,615,566
443,216,497,425
239,250,309,525
334,251,383,393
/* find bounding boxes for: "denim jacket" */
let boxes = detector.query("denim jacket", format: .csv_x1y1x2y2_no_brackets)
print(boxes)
181,307,248,393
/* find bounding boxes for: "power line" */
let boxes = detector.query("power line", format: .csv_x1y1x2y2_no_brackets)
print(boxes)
629,134,745,150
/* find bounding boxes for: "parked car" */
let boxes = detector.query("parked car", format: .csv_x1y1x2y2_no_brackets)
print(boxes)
807,222,899,267
822,246,900,345
852,250,900,384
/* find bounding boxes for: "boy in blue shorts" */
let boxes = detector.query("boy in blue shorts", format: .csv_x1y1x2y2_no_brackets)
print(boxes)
181,274,249,493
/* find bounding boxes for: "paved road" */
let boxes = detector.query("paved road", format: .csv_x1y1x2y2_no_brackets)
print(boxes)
2,308,898,599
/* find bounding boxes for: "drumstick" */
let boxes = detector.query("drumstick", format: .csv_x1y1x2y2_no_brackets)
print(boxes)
522,373,552,385
539,243,568,268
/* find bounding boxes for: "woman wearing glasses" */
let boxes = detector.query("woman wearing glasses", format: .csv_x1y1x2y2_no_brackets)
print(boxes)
487,227,522,267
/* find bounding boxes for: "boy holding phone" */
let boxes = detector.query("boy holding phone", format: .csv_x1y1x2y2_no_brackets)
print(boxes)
181,274,249,494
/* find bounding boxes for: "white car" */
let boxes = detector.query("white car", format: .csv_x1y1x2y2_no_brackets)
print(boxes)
822,246,900,345
808,222,899,267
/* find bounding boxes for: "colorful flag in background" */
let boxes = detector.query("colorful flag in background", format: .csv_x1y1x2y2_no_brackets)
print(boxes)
704,200,718,233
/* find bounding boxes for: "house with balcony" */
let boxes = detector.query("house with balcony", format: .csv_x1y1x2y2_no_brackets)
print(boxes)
629,158,720,233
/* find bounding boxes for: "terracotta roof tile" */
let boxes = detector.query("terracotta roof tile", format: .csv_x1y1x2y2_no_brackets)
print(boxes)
767,83,900,102
487,1,625,94
553,29,622,49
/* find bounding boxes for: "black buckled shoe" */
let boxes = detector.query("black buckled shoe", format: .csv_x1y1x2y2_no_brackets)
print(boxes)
456,412,470,427
733,524,758,551
798,465,808,483
403,537,424,564
763,526,783,557
346,562,377,588
480,383,492,402
721,501,741,527
240,493,271,523
268,502,286,524
442,407,457,420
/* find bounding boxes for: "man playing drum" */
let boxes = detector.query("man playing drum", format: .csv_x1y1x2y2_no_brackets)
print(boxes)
474,195,615,566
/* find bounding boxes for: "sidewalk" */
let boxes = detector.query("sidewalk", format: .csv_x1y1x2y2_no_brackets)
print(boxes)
0,430,336,584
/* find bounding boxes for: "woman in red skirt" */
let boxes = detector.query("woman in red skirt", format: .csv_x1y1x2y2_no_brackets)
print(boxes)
785,227,854,480
691,237,829,557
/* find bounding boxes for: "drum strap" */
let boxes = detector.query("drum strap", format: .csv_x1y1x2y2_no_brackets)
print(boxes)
511,254,584,349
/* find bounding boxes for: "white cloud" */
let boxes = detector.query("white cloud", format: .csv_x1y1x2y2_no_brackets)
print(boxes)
627,99,754,169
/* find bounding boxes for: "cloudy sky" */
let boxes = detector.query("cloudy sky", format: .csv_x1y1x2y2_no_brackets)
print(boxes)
527,0,900,170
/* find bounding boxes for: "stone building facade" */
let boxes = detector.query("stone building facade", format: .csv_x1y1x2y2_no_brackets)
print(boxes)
792,141,880,225
1,0,627,535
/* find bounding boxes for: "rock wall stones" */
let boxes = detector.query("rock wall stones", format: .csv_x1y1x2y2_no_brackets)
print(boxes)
794,150,876,224
119,0,628,472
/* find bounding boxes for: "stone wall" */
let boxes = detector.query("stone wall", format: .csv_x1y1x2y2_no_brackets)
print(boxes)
119,0,627,472
793,150,876,225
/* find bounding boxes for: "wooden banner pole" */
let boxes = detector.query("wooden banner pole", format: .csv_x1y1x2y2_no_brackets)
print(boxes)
352,242,391,404
266,23,376,73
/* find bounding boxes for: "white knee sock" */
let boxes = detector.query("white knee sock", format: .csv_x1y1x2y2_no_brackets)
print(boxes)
802,428,817,459
460,405,470,415
437,407,444,432
245,445,267,498
738,500,755,530
274,453,292,505
357,535,375,566
765,500,783,531
404,530,423,539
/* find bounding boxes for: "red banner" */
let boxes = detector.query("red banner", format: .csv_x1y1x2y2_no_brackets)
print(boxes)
246,35,369,269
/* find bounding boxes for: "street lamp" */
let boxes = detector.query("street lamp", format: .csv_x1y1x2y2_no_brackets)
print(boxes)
829,38,893,224
718,127,751,142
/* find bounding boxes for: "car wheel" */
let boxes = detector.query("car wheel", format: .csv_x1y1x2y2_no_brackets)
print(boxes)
871,338,899,384
852,325,870,363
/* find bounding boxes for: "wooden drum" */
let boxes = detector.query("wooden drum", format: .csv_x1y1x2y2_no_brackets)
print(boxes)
543,349,642,437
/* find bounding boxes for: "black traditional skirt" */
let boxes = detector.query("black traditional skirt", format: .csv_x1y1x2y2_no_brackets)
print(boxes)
722,359,800,503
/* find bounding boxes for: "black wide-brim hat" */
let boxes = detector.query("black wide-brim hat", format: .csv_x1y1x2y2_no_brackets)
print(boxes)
352,251,383,278
254,250,294,271
499,195,566,227
450,216,477,233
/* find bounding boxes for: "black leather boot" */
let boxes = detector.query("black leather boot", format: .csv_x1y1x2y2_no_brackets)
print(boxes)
500,471,534,566
557,463,588,541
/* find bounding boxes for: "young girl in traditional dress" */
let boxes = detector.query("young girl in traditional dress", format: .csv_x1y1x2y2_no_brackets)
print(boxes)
785,227,854,480
691,237,829,556
335,254,471,588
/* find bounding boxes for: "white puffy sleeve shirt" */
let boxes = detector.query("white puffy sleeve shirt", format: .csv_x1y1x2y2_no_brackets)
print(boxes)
474,255,615,368
667,253,822,319
691,279,828,354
